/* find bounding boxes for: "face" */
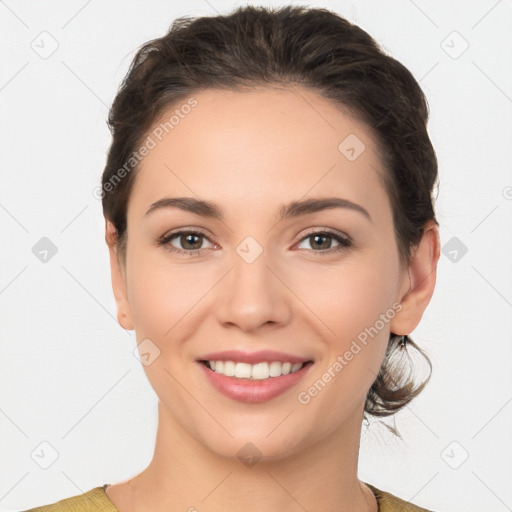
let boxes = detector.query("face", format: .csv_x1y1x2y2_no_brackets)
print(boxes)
109,85,416,461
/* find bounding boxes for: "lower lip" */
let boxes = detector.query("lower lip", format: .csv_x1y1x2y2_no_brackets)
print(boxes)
197,361,314,403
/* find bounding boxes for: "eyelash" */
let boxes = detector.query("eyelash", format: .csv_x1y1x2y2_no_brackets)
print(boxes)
157,228,352,257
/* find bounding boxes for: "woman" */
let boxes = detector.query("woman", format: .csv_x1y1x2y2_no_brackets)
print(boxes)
25,5,440,511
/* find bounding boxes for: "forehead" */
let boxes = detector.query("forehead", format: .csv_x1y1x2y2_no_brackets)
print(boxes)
128,85,389,221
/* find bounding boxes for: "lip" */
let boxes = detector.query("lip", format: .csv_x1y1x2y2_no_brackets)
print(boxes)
198,349,313,365
197,360,314,403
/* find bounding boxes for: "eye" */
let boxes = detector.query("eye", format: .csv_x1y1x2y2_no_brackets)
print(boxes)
158,229,216,255
295,229,352,256
157,228,352,257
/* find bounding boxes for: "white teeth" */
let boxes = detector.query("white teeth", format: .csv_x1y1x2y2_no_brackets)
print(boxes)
208,360,306,379
269,361,283,377
234,362,252,379
223,360,236,376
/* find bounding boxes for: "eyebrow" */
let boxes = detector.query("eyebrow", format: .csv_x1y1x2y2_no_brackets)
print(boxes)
145,196,371,222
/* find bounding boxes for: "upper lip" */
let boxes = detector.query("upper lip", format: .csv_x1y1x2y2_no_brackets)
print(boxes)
198,350,313,365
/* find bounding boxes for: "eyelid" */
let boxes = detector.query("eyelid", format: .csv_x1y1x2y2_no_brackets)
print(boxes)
158,226,352,255
296,227,351,243
157,227,217,251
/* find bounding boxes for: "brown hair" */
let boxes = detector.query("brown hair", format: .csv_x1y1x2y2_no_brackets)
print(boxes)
101,5,438,429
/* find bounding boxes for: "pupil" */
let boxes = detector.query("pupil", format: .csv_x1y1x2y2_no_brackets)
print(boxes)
313,234,329,250
184,234,201,249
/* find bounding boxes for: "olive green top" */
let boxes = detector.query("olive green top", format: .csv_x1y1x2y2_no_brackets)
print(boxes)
22,482,436,511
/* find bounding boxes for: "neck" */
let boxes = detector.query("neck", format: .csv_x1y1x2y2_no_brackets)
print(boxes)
112,401,377,512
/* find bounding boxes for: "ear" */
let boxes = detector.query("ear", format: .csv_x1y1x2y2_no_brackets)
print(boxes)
105,219,134,331
390,220,440,335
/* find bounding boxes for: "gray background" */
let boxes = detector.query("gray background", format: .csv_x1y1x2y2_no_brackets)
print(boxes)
1,0,511,510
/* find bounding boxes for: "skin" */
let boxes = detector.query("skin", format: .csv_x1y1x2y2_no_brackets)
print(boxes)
104,85,440,512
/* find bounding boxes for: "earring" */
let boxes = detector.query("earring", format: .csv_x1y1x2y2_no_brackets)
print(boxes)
398,335,407,349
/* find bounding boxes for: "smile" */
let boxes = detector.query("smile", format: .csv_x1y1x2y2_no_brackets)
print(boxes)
197,360,314,403
202,360,310,379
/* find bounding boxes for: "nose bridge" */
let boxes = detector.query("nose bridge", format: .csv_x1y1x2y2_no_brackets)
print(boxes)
231,234,274,301
216,233,289,331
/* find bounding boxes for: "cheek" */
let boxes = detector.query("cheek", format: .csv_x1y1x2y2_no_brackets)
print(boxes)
126,243,221,342
294,253,400,341
127,239,400,340
294,259,399,429
129,270,188,337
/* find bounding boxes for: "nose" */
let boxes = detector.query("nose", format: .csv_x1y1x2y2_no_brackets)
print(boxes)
215,245,291,333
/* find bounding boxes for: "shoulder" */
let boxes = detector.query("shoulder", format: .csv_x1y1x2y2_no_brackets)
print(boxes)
365,482,437,512
20,486,117,512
